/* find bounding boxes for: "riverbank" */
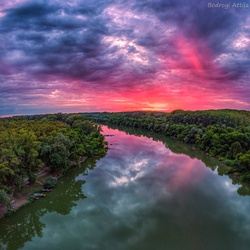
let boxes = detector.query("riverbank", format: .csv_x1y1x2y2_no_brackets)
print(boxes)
1,125,250,250
0,195,29,218
84,111,250,182
0,113,108,220
0,161,85,219
0,167,51,218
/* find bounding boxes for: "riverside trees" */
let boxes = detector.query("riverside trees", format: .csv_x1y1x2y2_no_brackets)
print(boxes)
84,109,250,182
0,113,108,207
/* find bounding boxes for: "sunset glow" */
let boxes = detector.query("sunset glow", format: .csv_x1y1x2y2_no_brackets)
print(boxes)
0,0,249,116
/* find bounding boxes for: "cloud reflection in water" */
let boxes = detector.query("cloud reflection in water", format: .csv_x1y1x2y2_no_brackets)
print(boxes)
24,126,250,250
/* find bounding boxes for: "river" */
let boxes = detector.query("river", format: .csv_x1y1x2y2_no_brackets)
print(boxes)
0,126,250,250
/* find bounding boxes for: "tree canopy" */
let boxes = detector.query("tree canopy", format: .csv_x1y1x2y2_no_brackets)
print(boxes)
84,109,250,182
0,113,108,207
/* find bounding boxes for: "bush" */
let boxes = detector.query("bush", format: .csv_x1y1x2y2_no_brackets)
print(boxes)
0,190,11,209
44,176,58,189
240,173,250,183
4,210,15,217
28,173,37,184
23,201,32,207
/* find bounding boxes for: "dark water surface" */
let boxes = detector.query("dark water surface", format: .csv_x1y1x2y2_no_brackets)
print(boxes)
1,126,250,250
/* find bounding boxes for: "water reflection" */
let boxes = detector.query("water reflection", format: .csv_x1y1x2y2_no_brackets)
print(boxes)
1,126,250,250
24,126,250,250
0,158,99,250
106,123,250,195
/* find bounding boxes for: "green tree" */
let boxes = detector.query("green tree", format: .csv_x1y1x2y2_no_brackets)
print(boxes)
14,129,44,184
0,190,11,210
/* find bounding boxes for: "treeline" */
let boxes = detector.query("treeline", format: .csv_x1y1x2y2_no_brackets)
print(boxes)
0,113,108,208
83,109,250,181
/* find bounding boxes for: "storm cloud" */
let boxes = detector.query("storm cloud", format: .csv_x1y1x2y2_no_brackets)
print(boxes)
0,0,249,115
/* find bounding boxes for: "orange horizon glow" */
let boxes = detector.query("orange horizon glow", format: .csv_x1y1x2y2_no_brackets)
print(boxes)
0,1,249,116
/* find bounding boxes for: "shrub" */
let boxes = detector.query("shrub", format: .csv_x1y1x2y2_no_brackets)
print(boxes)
28,173,37,184
240,173,250,183
0,190,11,209
44,176,58,189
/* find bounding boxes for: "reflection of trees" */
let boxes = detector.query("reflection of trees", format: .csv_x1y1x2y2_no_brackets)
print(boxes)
237,185,250,196
106,123,220,168
106,124,250,196
0,157,101,250
0,210,46,250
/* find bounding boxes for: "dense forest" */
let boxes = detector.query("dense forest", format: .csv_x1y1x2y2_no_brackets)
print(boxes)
83,109,250,182
1,109,250,210
0,113,108,210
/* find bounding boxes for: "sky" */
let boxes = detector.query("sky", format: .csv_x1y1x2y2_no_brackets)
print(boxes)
0,0,249,116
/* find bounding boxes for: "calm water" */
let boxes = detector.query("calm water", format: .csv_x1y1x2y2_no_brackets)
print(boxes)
1,126,250,250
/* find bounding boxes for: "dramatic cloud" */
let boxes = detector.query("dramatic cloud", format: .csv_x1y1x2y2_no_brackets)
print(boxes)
0,0,249,115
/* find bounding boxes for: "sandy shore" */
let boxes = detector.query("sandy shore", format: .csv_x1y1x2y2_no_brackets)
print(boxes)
0,167,51,219
0,196,30,218
0,159,87,219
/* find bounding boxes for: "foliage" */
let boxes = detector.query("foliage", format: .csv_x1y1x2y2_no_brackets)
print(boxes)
0,113,108,194
44,176,58,189
240,173,250,183
84,109,250,181
0,190,11,209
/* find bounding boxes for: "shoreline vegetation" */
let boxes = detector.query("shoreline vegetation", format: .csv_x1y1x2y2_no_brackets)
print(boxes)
83,109,250,183
0,113,108,218
1,109,250,217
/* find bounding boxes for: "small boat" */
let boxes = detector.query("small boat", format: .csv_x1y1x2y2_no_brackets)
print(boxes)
32,193,46,198
41,188,52,192
30,196,40,200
